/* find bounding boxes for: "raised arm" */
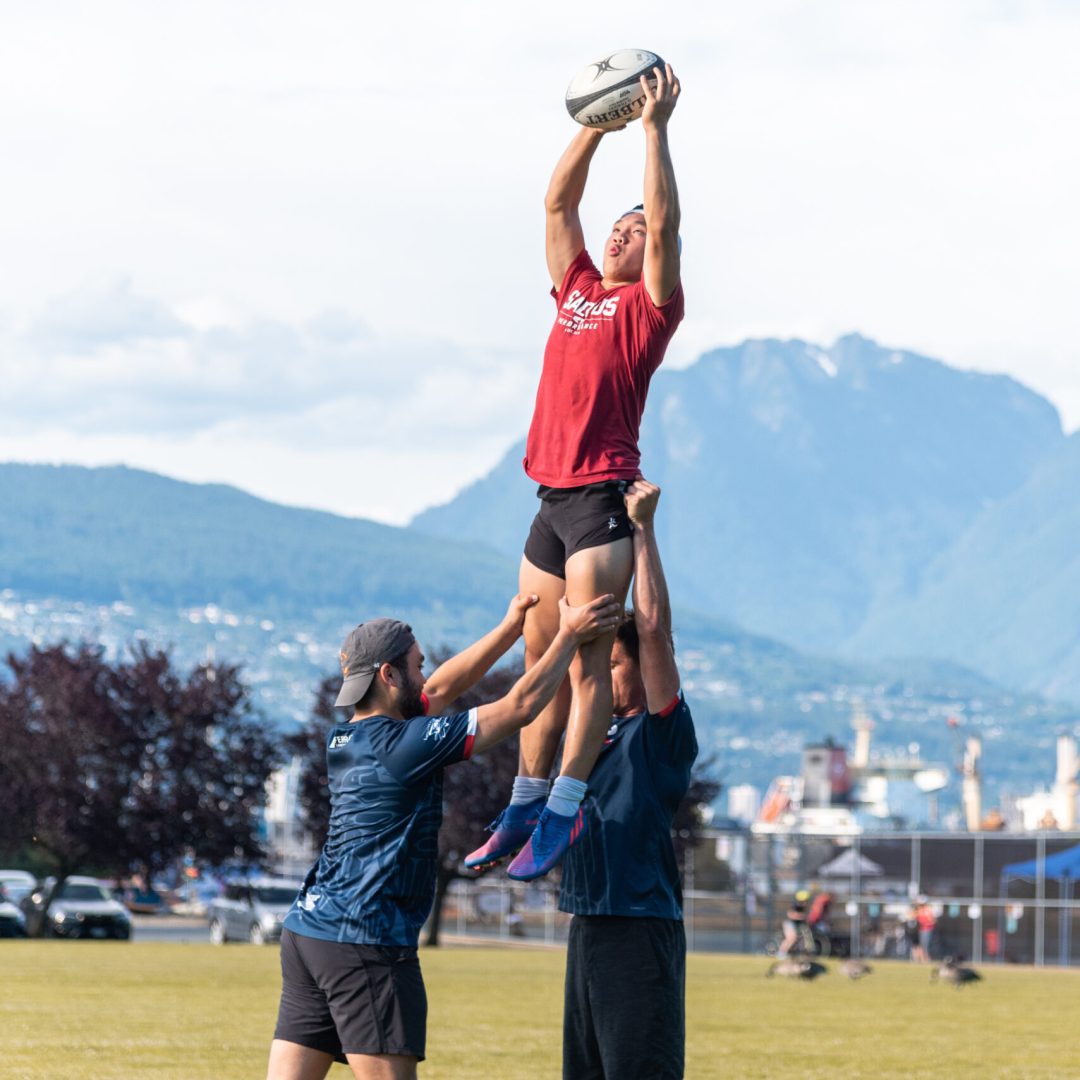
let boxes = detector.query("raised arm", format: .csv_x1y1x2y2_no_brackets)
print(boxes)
545,126,606,289
422,594,538,716
625,478,681,713
472,593,622,753
640,64,682,307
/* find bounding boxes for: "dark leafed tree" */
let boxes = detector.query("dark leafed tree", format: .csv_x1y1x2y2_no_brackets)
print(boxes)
0,641,279,936
0,643,143,934
114,643,281,874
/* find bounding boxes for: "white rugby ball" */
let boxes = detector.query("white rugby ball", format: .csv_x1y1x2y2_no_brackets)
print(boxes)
565,49,664,131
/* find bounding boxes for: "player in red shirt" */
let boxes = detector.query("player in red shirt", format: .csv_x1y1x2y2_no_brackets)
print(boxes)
467,64,685,880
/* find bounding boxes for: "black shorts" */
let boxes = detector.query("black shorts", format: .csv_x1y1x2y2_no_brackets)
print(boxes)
563,915,686,1080
523,482,633,579
273,928,427,1062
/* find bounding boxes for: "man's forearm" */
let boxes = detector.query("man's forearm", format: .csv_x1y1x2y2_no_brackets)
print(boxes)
423,618,520,708
632,520,672,637
545,127,605,213
642,127,680,237
473,628,580,751
504,628,578,721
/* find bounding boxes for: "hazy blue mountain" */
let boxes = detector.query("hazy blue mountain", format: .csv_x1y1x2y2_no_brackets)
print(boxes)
0,463,516,642
849,430,1080,701
412,334,1064,669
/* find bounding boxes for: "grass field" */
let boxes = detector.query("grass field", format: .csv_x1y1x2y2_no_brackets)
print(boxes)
2,942,1080,1079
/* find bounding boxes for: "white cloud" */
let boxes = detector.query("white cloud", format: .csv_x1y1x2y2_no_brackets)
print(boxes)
3,280,533,445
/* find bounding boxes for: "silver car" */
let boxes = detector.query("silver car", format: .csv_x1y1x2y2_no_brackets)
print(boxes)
207,879,300,945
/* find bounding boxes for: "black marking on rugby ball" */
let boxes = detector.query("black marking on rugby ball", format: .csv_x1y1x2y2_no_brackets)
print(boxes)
565,51,665,116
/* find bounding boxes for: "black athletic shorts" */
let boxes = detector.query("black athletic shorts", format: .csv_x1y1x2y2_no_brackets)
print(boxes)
523,482,633,579
273,928,427,1063
563,915,686,1080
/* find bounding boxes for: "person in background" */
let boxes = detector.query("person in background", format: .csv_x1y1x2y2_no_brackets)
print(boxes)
914,897,937,963
778,890,809,957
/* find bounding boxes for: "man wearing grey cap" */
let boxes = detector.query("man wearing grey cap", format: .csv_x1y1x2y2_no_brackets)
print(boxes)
267,589,621,1080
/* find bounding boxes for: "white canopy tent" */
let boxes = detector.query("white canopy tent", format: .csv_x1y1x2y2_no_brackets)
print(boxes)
815,849,885,878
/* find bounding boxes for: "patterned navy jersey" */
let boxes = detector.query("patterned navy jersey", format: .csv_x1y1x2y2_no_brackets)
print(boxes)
559,694,697,919
283,708,477,946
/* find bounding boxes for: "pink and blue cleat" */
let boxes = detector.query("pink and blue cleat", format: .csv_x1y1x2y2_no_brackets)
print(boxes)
506,806,586,881
464,799,545,871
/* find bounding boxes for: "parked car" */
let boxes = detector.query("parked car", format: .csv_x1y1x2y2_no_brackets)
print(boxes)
0,884,27,938
21,877,133,940
0,869,36,909
207,879,300,945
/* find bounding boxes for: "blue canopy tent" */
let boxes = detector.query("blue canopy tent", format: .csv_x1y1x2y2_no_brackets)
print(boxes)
1000,843,1080,965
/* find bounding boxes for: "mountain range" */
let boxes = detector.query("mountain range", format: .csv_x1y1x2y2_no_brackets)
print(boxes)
0,462,513,644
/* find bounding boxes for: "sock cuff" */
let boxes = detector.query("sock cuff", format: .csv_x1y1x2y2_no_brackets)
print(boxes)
547,775,588,816
510,776,550,805
550,776,588,800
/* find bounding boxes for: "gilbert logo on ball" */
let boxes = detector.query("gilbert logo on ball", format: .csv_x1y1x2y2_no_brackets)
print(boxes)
565,49,664,131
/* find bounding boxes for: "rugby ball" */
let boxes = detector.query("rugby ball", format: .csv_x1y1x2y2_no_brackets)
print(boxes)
565,49,665,132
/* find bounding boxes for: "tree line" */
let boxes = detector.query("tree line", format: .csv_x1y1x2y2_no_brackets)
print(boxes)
0,642,719,941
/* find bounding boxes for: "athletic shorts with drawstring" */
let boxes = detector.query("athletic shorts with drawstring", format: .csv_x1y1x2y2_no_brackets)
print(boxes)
273,928,427,1062
523,481,633,579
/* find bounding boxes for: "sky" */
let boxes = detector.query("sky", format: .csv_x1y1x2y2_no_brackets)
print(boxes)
2,1,1078,525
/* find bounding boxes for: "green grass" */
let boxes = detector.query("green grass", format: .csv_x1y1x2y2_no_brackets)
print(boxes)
2,943,1080,1079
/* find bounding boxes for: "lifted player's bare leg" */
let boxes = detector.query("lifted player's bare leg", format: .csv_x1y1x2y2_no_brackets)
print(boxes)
559,538,633,779
507,538,632,880
518,556,572,778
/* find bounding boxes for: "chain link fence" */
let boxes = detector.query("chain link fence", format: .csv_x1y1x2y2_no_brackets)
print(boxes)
437,830,1080,966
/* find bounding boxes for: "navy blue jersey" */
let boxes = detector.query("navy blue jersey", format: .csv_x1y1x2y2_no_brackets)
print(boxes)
283,708,477,946
559,694,697,919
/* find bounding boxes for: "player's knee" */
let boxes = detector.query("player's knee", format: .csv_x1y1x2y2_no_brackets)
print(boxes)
524,622,558,661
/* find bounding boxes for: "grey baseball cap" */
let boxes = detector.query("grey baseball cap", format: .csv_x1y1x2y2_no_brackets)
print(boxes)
334,618,416,708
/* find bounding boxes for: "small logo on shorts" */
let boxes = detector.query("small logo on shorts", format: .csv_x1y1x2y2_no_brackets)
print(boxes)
607,516,618,531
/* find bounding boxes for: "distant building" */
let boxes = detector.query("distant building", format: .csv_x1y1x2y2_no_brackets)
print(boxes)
727,784,761,824
1014,790,1059,832
265,757,318,876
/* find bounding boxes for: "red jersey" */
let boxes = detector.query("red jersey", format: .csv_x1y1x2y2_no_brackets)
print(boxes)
523,249,684,488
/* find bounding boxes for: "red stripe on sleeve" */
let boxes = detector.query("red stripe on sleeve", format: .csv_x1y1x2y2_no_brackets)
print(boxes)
657,694,681,718
421,692,430,716
463,734,475,760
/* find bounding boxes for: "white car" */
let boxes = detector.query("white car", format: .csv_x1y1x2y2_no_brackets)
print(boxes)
25,876,133,940
207,878,300,945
